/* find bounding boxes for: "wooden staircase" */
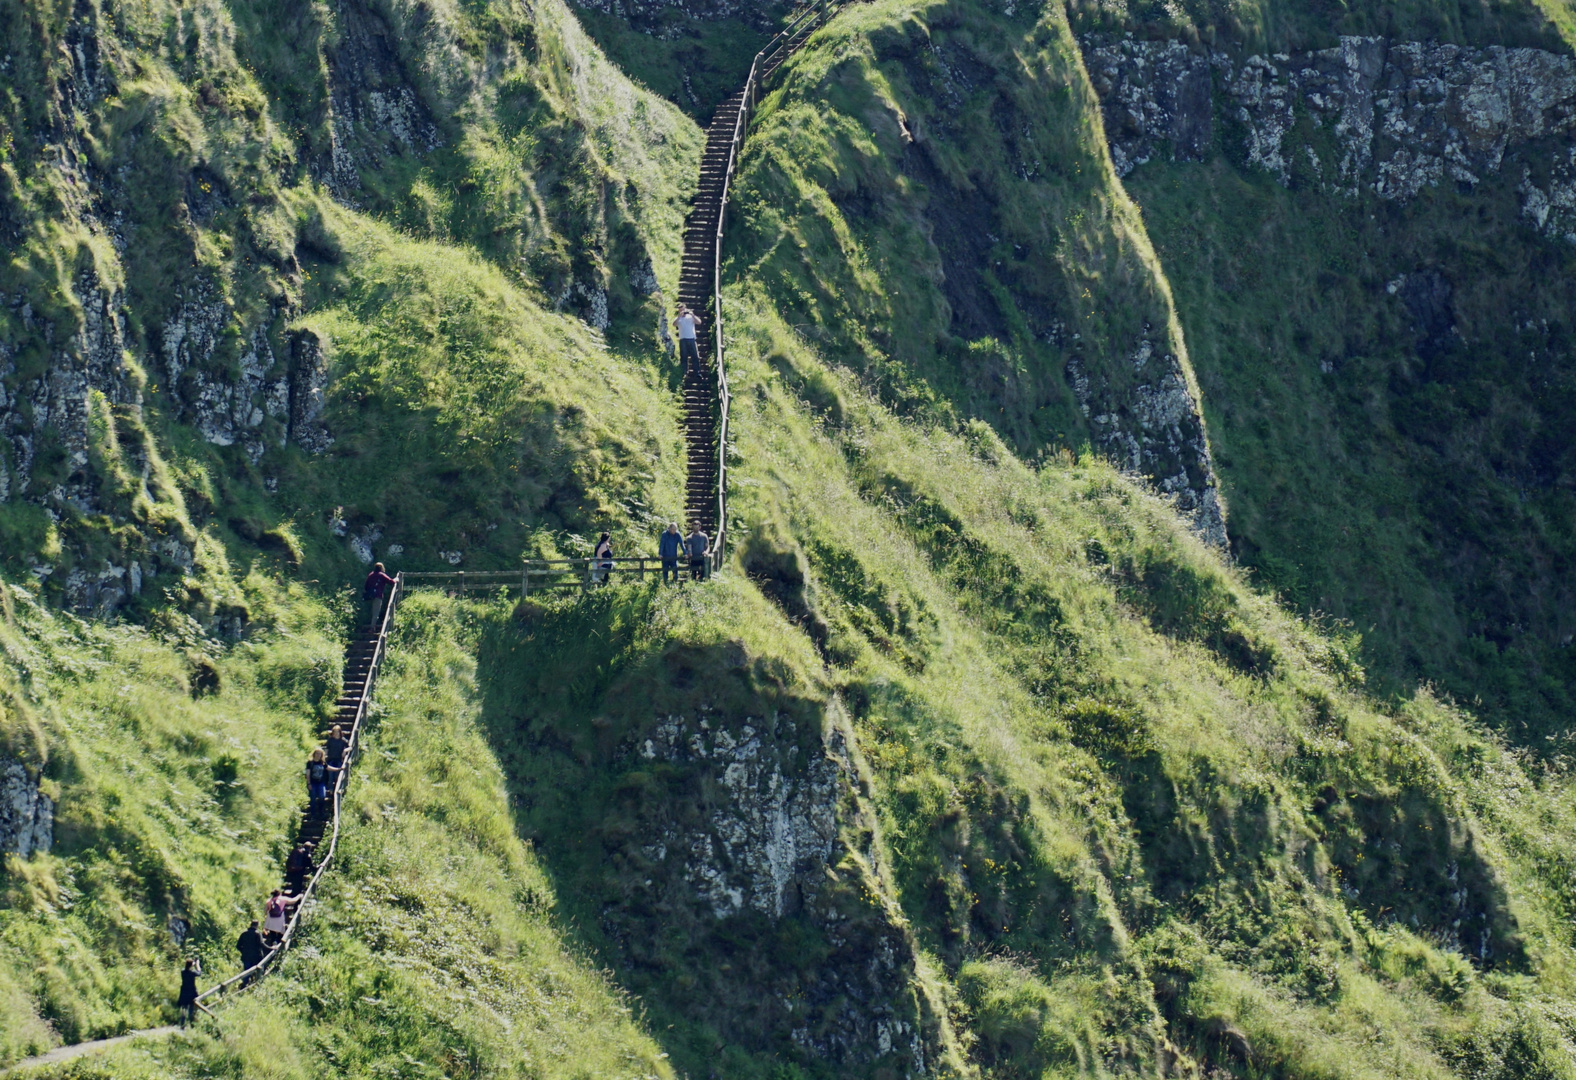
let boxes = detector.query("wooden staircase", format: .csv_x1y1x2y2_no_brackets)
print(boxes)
677,0,842,554
196,577,404,1005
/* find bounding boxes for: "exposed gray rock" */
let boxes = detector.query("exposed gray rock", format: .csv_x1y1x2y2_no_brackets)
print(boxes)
159,284,293,463
639,712,842,919
1081,33,1576,232
617,706,944,1073
287,330,334,453
320,0,442,201
1067,335,1227,547
1519,147,1576,243
0,758,53,859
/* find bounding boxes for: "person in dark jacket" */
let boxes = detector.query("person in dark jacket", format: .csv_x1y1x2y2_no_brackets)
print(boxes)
284,842,314,893
305,748,333,819
237,920,266,986
686,526,711,582
362,562,395,626
658,523,683,584
176,959,210,1027
324,725,350,770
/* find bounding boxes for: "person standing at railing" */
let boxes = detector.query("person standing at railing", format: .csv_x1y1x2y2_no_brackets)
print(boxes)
236,920,266,986
362,562,395,627
686,525,711,582
659,523,683,584
591,533,614,585
674,305,702,376
176,958,212,1027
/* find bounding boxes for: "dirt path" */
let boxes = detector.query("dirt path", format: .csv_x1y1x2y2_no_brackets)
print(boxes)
4,1026,182,1074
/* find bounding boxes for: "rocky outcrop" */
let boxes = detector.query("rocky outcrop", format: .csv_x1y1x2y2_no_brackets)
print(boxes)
320,0,442,201
1081,34,1576,241
160,285,293,465
610,706,946,1073
287,329,335,454
1067,335,1227,547
637,712,843,919
0,758,53,859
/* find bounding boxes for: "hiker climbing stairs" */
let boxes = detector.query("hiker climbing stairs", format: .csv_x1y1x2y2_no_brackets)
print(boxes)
677,0,842,558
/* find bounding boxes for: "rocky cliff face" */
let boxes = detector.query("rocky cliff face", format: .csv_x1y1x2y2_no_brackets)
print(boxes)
0,758,53,859
603,705,950,1073
1081,34,1576,241
0,0,339,611
1066,335,1227,547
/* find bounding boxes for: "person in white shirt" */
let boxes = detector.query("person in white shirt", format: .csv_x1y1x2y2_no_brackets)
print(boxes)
674,305,702,375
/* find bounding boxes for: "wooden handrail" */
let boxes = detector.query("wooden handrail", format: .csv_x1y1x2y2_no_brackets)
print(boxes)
705,0,840,576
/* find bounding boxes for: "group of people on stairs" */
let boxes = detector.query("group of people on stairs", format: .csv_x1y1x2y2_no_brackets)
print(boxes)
172,587,384,1029
174,522,718,1025
591,525,712,584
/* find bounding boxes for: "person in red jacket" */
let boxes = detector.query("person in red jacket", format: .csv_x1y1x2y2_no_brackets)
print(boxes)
362,562,394,626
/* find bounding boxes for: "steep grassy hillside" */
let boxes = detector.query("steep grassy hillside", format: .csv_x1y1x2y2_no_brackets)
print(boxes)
1125,158,1576,744
0,0,699,607
22,592,678,1080
725,0,1227,543
0,577,340,1061
570,1,793,120
6,0,1576,1077
1063,11,1576,741
1067,0,1573,52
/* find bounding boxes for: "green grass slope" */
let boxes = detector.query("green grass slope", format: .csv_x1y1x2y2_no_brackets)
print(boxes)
0,0,701,598
1067,0,1572,54
6,0,1576,1077
702,290,1576,1078
16,592,678,1079
0,578,340,1061
1122,159,1576,745
724,0,1222,537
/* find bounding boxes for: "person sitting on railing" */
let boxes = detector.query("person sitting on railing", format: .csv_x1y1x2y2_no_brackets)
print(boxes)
686,525,711,582
675,305,702,376
362,562,395,626
591,533,614,585
262,888,299,945
237,920,266,986
659,523,683,584
305,748,335,819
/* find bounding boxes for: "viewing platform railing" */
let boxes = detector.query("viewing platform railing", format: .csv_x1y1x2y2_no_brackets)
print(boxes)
404,556,707,596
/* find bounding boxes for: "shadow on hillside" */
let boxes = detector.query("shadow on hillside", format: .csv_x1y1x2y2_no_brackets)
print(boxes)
467,586,857,1079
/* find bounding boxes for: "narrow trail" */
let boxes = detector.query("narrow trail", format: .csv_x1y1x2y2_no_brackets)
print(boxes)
677,0,841,557
4,1028,181,1075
